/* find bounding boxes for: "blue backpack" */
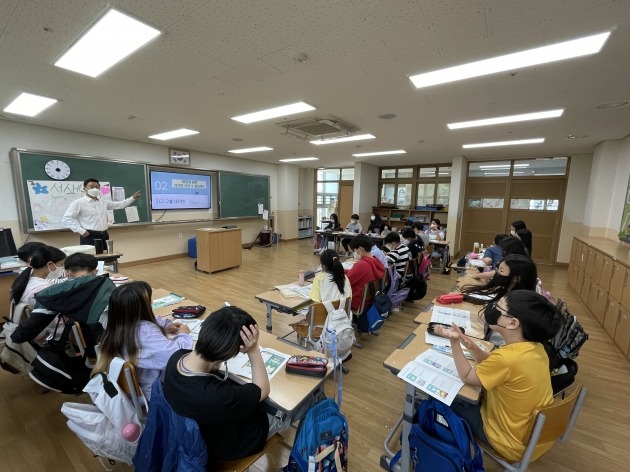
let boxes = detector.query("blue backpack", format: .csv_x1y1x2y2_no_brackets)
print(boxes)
281,398,348,472
390,399,484,472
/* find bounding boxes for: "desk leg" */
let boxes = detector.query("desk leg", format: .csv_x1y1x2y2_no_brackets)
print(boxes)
113,259,119,273
265,304,273,332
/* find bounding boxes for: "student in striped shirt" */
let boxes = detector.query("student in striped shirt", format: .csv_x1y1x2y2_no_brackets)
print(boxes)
383,232,411,277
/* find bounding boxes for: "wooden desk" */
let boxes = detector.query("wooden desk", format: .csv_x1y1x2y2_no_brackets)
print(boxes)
95,252,123,272
195,227,242,273
152,288,200,318
456,270,490,291
382,324,492,472
428,240,450,271
255,289,311,332
331,231,384,251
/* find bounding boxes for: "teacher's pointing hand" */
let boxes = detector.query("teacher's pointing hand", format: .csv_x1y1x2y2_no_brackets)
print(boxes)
132,191,141,199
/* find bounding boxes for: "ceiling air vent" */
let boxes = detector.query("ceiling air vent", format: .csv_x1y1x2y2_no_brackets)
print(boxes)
277,115,359,140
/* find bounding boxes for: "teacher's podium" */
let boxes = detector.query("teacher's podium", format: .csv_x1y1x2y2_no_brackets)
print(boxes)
195,227,242,273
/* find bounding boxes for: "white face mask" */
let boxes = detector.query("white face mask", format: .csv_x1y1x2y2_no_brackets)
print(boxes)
370,216,375,221
510,230,515,236
87,188,100,198
353,251,360,260
47,264,65,280
351,219,357,224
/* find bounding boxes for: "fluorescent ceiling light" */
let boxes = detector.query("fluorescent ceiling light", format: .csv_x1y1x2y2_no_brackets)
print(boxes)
409,31,610,88
464,138,544,149
232,102,316,123
149,128,199,140
479,163,530,169
54,8,161,77
278,157,319,163
310,134,376,145
448,109,564,129
484,172,509,176
228,146,273,154
352,150,406,157
3,92,57,117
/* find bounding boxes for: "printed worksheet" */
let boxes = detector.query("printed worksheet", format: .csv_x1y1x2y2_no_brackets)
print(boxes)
397,350,464,405
125,206,140,222
431,306,472,330
227,347,290,381
151,293,185,309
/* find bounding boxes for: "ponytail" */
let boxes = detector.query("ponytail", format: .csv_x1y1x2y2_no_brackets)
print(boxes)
320,249,347,295
11,246,56,304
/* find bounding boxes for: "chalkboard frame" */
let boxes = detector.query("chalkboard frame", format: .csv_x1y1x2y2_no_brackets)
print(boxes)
10,148,151,233
218,171,270,219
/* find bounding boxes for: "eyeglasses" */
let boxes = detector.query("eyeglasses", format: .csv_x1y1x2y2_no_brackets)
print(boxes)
494,302,515,318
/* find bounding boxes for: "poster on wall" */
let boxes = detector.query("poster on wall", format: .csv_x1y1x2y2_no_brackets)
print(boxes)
620,174,630,242
27,180,113,231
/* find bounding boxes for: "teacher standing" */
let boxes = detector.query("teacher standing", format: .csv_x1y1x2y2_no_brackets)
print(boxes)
62,178,140,245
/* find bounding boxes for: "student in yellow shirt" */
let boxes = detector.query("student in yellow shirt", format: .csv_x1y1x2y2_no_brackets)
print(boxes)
435,290,562,462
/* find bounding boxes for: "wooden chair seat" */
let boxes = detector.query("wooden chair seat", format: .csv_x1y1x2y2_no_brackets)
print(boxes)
215,433,283,472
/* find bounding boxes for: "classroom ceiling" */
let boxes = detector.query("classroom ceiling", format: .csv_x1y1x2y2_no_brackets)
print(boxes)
1,0,629,169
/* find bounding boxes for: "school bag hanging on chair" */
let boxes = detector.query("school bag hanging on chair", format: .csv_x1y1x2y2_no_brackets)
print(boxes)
0,301,38,375
316,298,354,362
389,398,484,472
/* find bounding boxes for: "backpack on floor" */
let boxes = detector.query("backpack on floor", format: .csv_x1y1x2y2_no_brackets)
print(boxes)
281,398,349,472
404,275,427,302
317,299,355,361
390,398,484,472
0,301,38,375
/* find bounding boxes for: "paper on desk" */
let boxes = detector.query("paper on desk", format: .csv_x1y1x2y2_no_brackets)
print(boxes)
96,261,105,275
177,319,203,340
431,306,472,330
397,350,464,405
275,284,310,298
226,346,289,381
125,206,140,223
152,293,185,309
469,259,487,267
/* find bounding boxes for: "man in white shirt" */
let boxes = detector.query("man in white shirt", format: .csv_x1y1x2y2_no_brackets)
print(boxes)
62,178,140,246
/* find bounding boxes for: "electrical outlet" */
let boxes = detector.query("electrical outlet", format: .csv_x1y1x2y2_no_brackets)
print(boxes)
178,232,183,238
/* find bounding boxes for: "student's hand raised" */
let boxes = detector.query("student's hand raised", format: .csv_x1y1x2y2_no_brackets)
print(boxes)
434,323,475,350
239,324,259,353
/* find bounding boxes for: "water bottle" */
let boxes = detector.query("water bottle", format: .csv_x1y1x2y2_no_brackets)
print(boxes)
473,242,480,254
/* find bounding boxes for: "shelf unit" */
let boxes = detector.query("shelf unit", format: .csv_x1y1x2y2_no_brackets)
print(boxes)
372,207,448,231
298,215,313,239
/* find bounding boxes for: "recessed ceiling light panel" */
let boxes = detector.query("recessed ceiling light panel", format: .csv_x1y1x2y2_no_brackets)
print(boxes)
448,109,564,129
463,138,545,149
228,146,273,154
410,31,610,88
54,8,161,78
148,128,199,140
3,92,57,117
352,150,406,157
278,157,319,162
232,102,315,123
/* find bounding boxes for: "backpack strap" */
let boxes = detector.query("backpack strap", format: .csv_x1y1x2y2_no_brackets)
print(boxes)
322,298,347,315
108,356,126,383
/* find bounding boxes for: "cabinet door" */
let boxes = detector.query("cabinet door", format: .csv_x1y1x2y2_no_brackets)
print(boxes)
575,269,585,297
592,286,608,324
614,306,630,357
586,280,598,311
603,298,620,338
580,275,592,304
610,262,629,303
585,248,598,279
568,263,578,290
591,249,604,282
570,238,580,265
600,254,614,292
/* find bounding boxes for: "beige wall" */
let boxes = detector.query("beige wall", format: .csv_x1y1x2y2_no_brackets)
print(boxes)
1,120,278,263
276,164,299,240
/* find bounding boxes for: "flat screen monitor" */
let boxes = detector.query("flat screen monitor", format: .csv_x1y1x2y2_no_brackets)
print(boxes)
0,228,18,258
150,170,211,210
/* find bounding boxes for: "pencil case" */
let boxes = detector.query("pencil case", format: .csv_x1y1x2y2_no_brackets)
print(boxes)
172,305,206,318
435,293,464,304
285,356,328,377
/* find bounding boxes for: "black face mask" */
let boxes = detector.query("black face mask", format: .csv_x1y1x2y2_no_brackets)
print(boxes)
483,304,502,326
492,272,511,287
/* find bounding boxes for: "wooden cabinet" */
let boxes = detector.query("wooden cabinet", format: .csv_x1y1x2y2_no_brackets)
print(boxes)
298,216,313,239
600,254,614,292
568,263,578,290
195,228,242,273
580,275,591,304
614,306,630,356
0,271,18,317
603,297,620,339
592,285,608,324
610,261,628,302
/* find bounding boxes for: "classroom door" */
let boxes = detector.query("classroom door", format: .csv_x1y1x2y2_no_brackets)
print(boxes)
339,184,354,228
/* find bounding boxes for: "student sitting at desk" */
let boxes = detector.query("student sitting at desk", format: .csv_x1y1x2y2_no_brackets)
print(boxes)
316,213,341,255
401,228,422,258
341,214,363,255
346,235,385,312
472,236,529,280
309,249,351,302
516,228,533,258
412,221,430,249
383,232,411,277
510,219,527,236
163,306,275,467
482,234,509,269
435,291,562,462
367,213,384,235
425,219,444,241
10,245,66,307
16,241,47,265
94,281,192,400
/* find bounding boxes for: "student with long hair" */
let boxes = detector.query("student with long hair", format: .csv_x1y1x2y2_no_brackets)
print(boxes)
461,254,537,302
11,245,66,307
436,291,562,462
309,249,350,302
16,241,47,264
94,281,192,399
516,228,533,258
317,213,341,254
367,213,384,235
163,306,272,467
510,220,527,235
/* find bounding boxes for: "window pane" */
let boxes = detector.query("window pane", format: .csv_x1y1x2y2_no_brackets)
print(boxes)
416,183,435,206
398,168,414,178
381,169,396,179
513,157,568,176
397,184,412,207
380,183,395,204
438,166,452,177
510,198,530,209
436,183,450,206
482,198,504,209
419,167,436,178
468,198,482,208
468,161,511,177
546,199,559,211
529,199,546,210
341,168,354,180
317,169,340,181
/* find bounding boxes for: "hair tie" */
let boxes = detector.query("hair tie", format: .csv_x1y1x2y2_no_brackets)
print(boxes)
332,256,338,261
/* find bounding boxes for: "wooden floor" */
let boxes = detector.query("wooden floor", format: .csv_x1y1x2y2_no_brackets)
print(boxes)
1,239,628,471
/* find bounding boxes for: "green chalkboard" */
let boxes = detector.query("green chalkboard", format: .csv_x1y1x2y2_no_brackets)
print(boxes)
10,149,150,232
218,172,270,218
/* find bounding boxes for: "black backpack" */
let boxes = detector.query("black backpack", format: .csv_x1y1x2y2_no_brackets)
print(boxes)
404,275,427,301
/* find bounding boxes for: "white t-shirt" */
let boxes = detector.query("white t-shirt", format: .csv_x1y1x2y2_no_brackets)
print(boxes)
20,277,52,307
